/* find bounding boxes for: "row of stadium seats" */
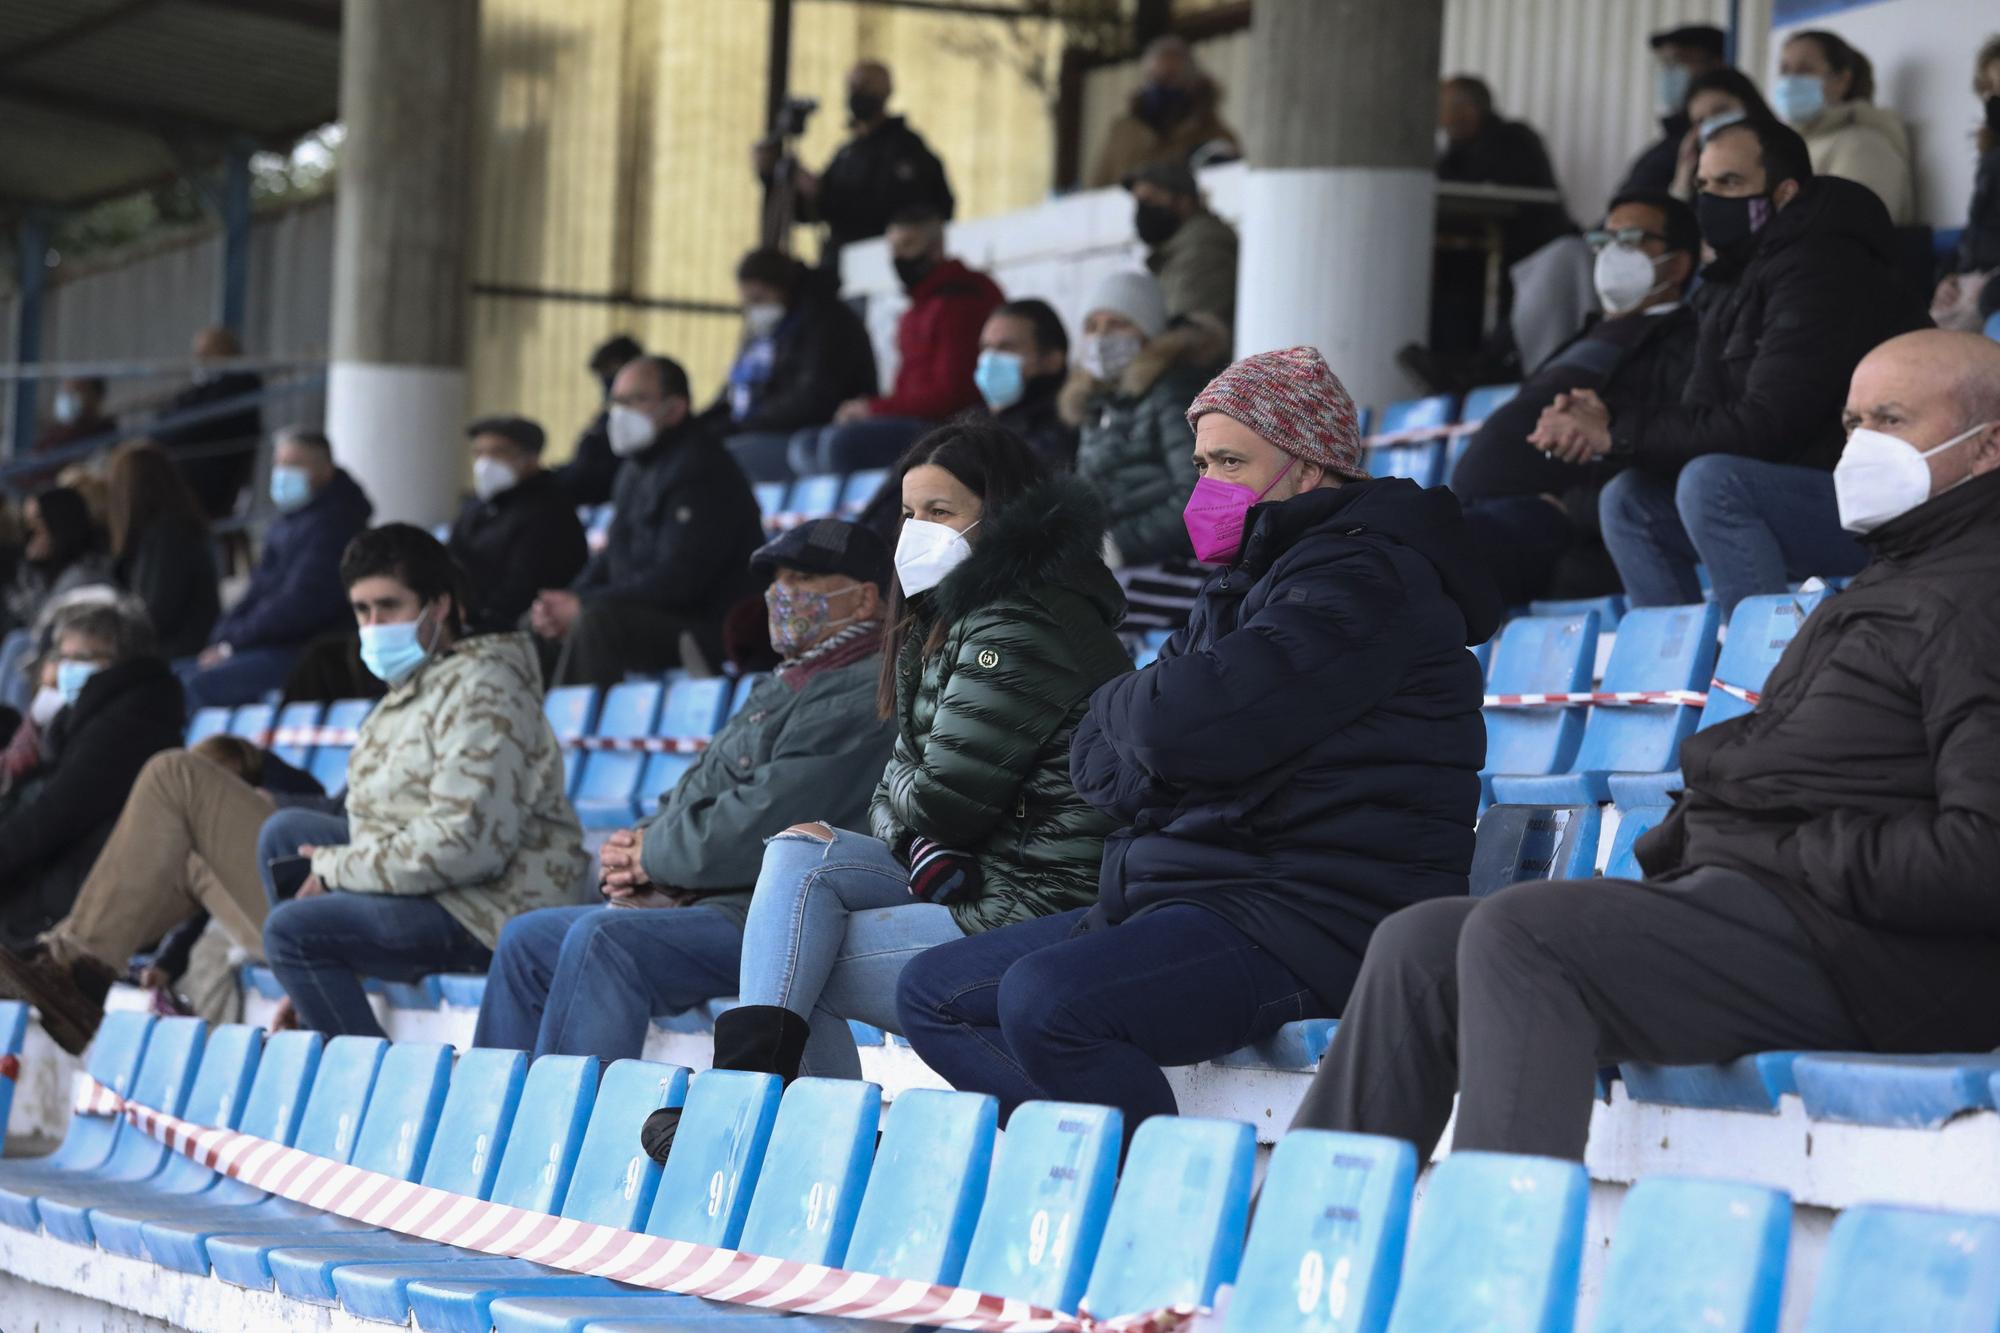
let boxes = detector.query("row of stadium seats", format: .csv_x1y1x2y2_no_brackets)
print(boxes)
1,1008,1992,1330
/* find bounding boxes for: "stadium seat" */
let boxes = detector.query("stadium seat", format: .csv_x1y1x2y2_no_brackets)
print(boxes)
1384,1151,1589,1333
1987,309,2000,342
543,684,601,798
308,698,373,795
1367,394,1455,487
1221,1130,1416,1333
1529,593,1627,630
729,672,764,717
752,481,787,530
839,466,889,516
1804,1204,2000,1331
631,674,733,810
586,505,614,552
572,678,666,828
227,701,276,744
1622,1051,1802,1114
186,705,233,747
0,1011,155,1192
1469,804,1601,896
1791,1052,2000,1129
434,973,487,1008
1592,1176,1790,1333
0,1001,25,1137
1215,1018,1339,1071
1492,601,1720,805
1472,637,1494,679
778,473,842,528
268,700,324,767
1449,382,1522,472
1080,1116,1254,1319
1601,803,1668,880
1479,611,1600,807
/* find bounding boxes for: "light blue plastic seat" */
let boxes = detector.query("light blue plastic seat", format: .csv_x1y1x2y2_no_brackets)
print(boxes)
241,964,287,1000
0,1012,154,1188
1621,1051,1803,1114
588,505,615,548
0,1001,26,1139
632,675,734,811
1468,804,1601,896
1986,309,2000,342
1221,1129,1416,1333
1601,803,1668,880
1216,1019,1339,1071
270,700,325,767
1493,602,1720,805
728,673,765,718
839,467,889,515
752,482,787,530
1383,1151,1589,1333
544,685,603,798
574,679,667,828
227,701,276,744
1528,594,1627,630
377,976,446,1010
308,698,374,794
1792,1052,2000,1128
957,1099,1123,1315
1472,637,1493,680
781,474,842,526
1080,1116,1254,1320
1367,395,1455,488
1449,383,1522,473
1803,1204,2000,1331
186,706,233,747
1592,1176,1790,1333
1479,612,1599,808
436,974,488,1008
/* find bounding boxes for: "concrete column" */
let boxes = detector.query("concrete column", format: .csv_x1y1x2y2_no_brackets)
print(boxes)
1235,0,1443,412
326,0,477,526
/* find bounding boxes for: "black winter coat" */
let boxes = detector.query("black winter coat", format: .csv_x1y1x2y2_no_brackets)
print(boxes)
1072,478,1505,1010
993,374,1077,471
1960,144,2000,273
1610,177,1930,477
154,371,264,519
117,512,220,659
213,468,374,652
728,289,879,434
0,657,185,948
1638,469,2000,1053
1620,112,1691,195
796,117,955,254
449,470,590,633
554,412,620,509
1436,117,1575,264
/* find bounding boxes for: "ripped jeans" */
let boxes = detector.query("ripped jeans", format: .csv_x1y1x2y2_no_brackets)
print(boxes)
738,824,967,1079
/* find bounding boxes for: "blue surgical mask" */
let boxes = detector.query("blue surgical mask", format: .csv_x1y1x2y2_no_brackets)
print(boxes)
56,660,101,709
270,464,314,513
1772,73,1827,124
358,609,437,685
974,350,1027,411
1656,63,1692,116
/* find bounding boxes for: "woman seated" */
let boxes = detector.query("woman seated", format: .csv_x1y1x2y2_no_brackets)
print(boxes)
105,440,221,660
1774,29,1914,223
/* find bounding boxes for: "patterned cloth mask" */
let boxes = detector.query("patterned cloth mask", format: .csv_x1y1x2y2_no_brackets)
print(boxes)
765,581,865,656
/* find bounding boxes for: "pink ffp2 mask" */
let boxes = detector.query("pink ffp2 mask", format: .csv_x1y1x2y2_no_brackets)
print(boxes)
1182,458,1295,565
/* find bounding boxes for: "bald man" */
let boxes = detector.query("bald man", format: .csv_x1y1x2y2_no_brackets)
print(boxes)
1289,328,2000,1164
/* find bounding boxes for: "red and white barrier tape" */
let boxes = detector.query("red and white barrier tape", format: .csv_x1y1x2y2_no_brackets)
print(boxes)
1483,689,1708,708
1708,678,1761,706
0,1053,17,1081
70,1078,1196,1332
259,727,708,755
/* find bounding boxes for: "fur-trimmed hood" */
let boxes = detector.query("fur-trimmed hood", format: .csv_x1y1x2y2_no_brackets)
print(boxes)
924,473,1124,629
1058,313,1231,426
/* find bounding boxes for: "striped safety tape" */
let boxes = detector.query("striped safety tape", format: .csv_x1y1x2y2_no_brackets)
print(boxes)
1361,420,1486,450
1708,677,1761,706
0,1053,17,1081
1483,689,1708,708
259,727,708,755
70,1077,1198,1332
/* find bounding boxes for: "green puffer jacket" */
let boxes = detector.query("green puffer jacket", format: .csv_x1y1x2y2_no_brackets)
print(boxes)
870,476,1133,934
1064,317,1230,566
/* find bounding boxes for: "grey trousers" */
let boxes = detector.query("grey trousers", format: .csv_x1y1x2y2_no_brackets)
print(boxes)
1288,867,1867,1162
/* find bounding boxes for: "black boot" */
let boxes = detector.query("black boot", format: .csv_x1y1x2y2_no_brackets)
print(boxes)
641,1005,815,1164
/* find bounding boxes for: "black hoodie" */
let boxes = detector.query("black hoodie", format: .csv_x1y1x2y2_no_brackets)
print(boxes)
1611,175,1931,477
1071,477,1504,1010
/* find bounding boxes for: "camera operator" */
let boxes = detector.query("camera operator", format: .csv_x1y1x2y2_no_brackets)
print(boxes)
752,60,955,273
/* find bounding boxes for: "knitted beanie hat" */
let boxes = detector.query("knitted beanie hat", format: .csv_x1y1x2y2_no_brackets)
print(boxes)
1186,346,1367,480
1082,271,1168,340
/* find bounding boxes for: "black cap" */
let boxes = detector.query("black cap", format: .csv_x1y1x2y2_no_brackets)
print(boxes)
465,414,546,454
1649,25,1725,58
750,518,890,589
1123,159,1199,197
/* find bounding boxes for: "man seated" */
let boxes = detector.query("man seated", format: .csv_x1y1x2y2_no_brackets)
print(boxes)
974,299,1075,470
178,427,374,710
1453,189,1701,605
553,334,644,508
1291,329,2000,1163
1127,160,1240,331
896,348,1503,1140
448,414,588,633
529,355,765,685
152,326,266,521
474,519,897,1060
1088,35,1241,189
787,205,1003,477
1537,118,1929,615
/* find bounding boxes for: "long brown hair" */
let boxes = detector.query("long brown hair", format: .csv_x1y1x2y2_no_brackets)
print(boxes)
105,439,207,560
1977,35,2000,156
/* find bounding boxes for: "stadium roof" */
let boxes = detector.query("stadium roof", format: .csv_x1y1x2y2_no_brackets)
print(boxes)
0,0,341,212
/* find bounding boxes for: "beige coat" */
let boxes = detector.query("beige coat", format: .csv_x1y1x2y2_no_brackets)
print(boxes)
1802,102,1915,225
312,631,586,949
1087,80,1241,190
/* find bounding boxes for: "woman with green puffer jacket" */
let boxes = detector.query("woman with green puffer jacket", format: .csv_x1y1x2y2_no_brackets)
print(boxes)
715,421,1132,1083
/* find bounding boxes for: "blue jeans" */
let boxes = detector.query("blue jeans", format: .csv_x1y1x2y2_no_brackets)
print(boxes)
472,903,744,1060
175,644,301,713
263,891,492,1038
255,807,349,906
897,904,1326,1138
1598,456,1867,615
785,418,931,477
738,826,965,1079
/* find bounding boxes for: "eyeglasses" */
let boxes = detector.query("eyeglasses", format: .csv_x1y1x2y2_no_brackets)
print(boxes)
1586,227,1666,252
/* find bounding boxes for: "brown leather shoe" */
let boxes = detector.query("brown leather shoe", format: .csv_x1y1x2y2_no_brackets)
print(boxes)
0,943,116,1057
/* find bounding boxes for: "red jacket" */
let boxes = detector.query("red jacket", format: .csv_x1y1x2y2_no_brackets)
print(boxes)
870,258,1003,421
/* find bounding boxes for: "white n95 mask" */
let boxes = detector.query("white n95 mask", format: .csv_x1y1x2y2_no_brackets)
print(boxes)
894,518,979,596
1834,421,1993,533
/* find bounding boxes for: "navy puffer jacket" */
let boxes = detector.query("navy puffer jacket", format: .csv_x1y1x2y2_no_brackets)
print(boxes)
1071,477,1504,1009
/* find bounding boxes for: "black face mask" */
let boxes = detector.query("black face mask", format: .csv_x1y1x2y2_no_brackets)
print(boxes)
1695,190,1776,262
1136,83,1189,128
894,254,936,290
1134,201,1182,247
848,91,886,125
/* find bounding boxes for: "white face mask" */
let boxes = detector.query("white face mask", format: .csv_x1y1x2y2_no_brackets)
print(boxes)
894,518,980,597
472,455,520,502
1079,330,1143,383
1834,421,1994,533
1593,244,1671,315
28,685,63,728
743,302,785,338
607,404,657,457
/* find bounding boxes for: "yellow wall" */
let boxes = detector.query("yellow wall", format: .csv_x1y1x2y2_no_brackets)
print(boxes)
468,0,1062,462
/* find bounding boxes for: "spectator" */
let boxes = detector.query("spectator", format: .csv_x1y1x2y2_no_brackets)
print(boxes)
787,206,1003,477
0,602,182,953
1088,35,1242,190
898,348,1503,1138
1775,30,1914,223
260,525,587,1039
152,326,264,521
1454,190,1702,606
0,656,59,799
447,415,588,634
105,440,220,659
1289,329,2000,1164
1437,75,1575,266
1668,69,1778,201
686,424,1131,1098
474,519,898,1062
1537,119,1928,614
975,299,1075,470
1126,159,1240,330
178,427,373,710
754,60,954,268
2,487,110,637
1064,271,1228,629
717,248,879,484
531,356,765,685
32,376,115,459
1621,25,1729,194
1930,37,2000,329
553,334,645,508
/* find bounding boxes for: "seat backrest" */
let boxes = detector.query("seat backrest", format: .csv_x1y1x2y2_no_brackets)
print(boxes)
1566,602,1720,777
1603,805,1670,880
47,1011,155,1172
840,1088,997,1285
1460,383,1522,425
753,481,787,525
99,1016,206,1177
840,467,890,514
644,1069,783,1246
1482,612,1599,779
555,1058,681,1225
186,706,232,747
735,1077,882,1264
416,1047,528,1197
1469,805,1601,897
148,1024,264,1192
308,698,374,792
346,1041,453,1180
227,702,276,744
1371,441,1443,487
660,675,732,740
322,697,375,732
544,684,601,795
1082,1116,1255,1319
787,473,842,521
634,753,698,809
576,678,666,807
729,673,765,718
236,1029,322,1144
0,1000,26,1136
959,1100,1123,1314
294,1035,388,1161
1703,590,1825,730
270,700,324,767
1375,394,1455,437
1221,1129,1417,1333
1803,1204,2000,1331
487,1053,601,1213
1592,1176,1790,1333
1384,1151,1589,1333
